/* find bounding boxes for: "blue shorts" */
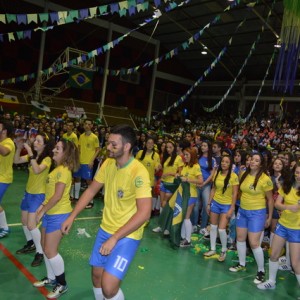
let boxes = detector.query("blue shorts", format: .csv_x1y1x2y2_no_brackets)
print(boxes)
160,182,172,194
90,227,140,280
210,200,231,215
0,183,10,204
236,208,266,233
42,213,70,234
188,197,197,206
275,223,300,243
73,164,93,180
20,192,45,213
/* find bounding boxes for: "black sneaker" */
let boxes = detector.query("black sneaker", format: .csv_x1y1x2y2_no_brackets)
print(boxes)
16,242,36,254
31,253,44,267
253,271,265,284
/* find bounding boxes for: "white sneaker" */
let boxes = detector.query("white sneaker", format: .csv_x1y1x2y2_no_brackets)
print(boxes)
257,280,276,290
152,226,162,233
203,250,216,257
163,229,170,236
199,228,209,236
278,264,292,271
47,284,68,299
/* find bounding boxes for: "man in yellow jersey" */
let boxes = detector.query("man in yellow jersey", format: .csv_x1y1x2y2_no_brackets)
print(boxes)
73,119,100,208
62,120,79,146
63,120,79,202
62,124,152,300
0,120,15,238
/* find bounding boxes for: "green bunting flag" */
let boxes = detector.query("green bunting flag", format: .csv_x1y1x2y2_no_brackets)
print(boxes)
158,178,190,248
69,67,94,89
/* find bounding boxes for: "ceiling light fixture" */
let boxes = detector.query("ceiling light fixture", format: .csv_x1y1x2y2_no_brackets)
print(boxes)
201,50,208,55
274,39,281,48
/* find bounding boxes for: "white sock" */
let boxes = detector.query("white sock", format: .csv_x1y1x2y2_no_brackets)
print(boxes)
155,196,161,210
104,289,124,300
295,274,300,287
30,228,43,254
269,259,278,283
74,182,81,199
0,210,8,230
44,255,55,281
23,225,32,241
218,228,227,252
285,242,291,266
181,222,186,240
237,241,246,266
252,247,265,272
210,224,217,251
270,232,274,246
93,287,104,300
48,254,64,276
184,219,192,242
151,198,156,210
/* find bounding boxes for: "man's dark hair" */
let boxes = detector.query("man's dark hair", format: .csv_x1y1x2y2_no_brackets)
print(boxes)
110,124,136,152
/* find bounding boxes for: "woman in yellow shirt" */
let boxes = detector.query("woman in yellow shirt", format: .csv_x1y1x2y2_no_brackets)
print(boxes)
152,140,184,234
136,137,161,215
14,133,54,267
179,147,203,247
229,153,273,285
33,140,79,299
257,162,300,290
204,155,239,261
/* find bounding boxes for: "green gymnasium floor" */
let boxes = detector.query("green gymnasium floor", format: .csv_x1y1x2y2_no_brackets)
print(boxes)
0,169,298,300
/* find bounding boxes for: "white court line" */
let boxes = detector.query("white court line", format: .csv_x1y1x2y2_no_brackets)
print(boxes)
9,216,101,227
201,274,255,291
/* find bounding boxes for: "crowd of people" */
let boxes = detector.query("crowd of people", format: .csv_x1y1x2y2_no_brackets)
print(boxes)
0,109,300,298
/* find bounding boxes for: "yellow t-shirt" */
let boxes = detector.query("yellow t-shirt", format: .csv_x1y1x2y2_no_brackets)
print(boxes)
94,157,151,240
278,187,300,229
26,156,52,194
63,132,79,147
181,164,202,197
135,150,160,187
0,138,15,183
162,155,184,183
44,165,72,215
78,132,100,164
240,173,273,210
213,172,239,205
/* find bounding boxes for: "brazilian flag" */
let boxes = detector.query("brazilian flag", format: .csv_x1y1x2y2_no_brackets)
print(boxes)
158,178,190,248
69,67,93,89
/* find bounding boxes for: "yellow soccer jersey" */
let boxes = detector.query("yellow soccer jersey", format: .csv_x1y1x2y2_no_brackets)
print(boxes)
240,173,273,210
0,138,15,183
78,132,100,164
278,187,300,229
43,165,72,215
94,157,151,240
181,164,202,197
213,172,239,205
162,155,184,183
26,156,52,194
63,132,79,147
135,150,160,187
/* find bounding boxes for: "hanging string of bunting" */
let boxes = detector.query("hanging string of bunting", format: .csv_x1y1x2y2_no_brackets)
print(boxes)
273,0,300,94
202,0,276,112
202,34,261,113
130,18,247,123
0,0,191,86
97,0,243,77
240,52,275,123
0,0,176,42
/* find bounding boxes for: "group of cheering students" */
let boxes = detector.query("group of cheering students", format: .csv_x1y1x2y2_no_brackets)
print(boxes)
136,135,300,291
